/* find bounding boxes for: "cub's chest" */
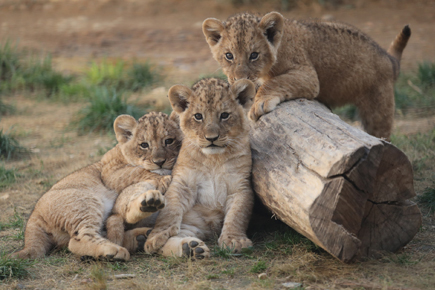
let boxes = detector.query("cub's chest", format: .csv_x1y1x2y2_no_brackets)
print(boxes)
196,171,232,209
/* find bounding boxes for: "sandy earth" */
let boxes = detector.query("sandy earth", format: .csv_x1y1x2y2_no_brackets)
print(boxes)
0,1,434,289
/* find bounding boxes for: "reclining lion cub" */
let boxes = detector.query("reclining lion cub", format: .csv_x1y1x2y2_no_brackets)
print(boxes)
11,112,182,260
202,12,411,139
145,78,255,259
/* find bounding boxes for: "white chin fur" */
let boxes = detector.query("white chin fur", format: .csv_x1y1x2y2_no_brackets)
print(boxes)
151,169,172,176
202,147,226,155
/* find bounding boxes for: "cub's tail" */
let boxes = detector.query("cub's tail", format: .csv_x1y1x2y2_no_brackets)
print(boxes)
387,25,411,61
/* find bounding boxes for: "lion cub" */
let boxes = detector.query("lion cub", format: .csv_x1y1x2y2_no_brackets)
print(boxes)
11,112,181,260
203,12,411,139
145,78,255,259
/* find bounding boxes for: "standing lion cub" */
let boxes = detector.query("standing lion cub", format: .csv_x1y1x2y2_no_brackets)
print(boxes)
203,12,411,139
145,78,255,258
11,112,182,260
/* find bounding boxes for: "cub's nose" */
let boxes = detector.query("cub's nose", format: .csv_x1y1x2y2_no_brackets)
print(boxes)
153,159,166,168
205,135,219,142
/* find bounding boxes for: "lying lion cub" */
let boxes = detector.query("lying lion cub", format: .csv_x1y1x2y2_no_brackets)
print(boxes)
145,78,255,258
11,112,181,260
203,12,410,139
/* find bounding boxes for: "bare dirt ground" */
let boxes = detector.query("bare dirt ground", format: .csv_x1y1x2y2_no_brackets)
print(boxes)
1,0,435,289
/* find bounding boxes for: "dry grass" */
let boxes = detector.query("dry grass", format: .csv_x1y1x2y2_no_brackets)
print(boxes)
0,93,434,289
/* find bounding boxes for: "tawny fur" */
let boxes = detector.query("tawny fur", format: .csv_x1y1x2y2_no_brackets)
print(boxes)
202,12,411,139
11,112,182,260
145,78,255,258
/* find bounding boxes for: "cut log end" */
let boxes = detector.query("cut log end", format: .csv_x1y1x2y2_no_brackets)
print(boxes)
250,99,422,263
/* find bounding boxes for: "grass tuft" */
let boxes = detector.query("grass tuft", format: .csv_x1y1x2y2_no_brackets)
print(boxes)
0,129,27,160
417,61,435,88
75,87,149,133
0,252,34,280
250,260,267,273
417,186,435,214
89,263,108,290
126,62,162,91
0,165,18,188
85,60,161,91
391,129,435,173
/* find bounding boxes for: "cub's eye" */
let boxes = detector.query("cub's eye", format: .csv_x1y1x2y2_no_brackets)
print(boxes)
194,113,203,121
140,142,149,149
165,138,174,145
250,52,259,60
225,53,233,61
220,112,230,120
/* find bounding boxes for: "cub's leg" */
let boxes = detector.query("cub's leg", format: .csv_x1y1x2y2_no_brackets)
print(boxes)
156,206,219,259
10,215,53,259
106,182,166,251
357,83,395,140
106,214,125,246
68,230,130,261
248,66,320,121
218,186,254,253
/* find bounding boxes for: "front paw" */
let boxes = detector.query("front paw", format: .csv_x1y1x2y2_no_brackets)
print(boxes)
140,190,165,212
145,226,179,254
218,235,252,253
125,190,165,224
248,95,281,121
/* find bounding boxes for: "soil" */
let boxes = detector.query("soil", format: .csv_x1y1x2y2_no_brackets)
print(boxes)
0,1,434,289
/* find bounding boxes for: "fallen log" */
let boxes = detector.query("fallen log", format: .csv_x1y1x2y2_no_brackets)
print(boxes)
250,99,422,263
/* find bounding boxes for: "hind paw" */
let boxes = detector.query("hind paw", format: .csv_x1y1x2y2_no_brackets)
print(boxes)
181,238,210,260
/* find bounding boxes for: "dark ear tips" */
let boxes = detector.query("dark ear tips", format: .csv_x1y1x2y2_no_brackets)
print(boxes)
202,18,225,46
259,12,284,47
231,79,256,110
168,85,192,113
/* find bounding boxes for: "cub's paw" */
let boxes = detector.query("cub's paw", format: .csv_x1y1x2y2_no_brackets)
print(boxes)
218,235,253,253
122,227,153,253
93,244,130,262
248,95,281,121
181,238,210,260
145,226,179,254
126,190,165,224
140,190,165,213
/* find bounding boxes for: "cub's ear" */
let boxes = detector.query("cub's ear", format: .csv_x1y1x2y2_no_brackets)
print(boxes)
114,114,137,144
168,110,180,127
168,85,193,114
259,12,284,48
231,79,256,110
202,18,225,47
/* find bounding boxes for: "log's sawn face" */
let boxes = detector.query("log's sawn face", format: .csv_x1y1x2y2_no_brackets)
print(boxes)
203,12,411,139
249,99,421,263
143,78,256,256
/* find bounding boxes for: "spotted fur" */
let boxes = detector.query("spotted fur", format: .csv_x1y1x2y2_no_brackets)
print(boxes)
203,12,411,139
10,112,182,260
144,78,255,258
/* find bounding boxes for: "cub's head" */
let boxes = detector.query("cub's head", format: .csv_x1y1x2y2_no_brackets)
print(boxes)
114,112,182,171
168,78,255,155
202,12,284,86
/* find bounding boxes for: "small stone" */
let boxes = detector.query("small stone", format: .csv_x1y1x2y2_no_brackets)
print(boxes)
80,278,92,284
258,273,267,280
114,274,136,279
282,282,302,288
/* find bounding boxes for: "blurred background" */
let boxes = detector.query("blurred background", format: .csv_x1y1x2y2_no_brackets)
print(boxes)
0,1,434,288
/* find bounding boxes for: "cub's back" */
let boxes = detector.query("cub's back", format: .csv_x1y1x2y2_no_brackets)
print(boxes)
279,20,395,106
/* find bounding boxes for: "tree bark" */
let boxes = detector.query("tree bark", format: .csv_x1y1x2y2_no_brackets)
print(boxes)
250,99,422,263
